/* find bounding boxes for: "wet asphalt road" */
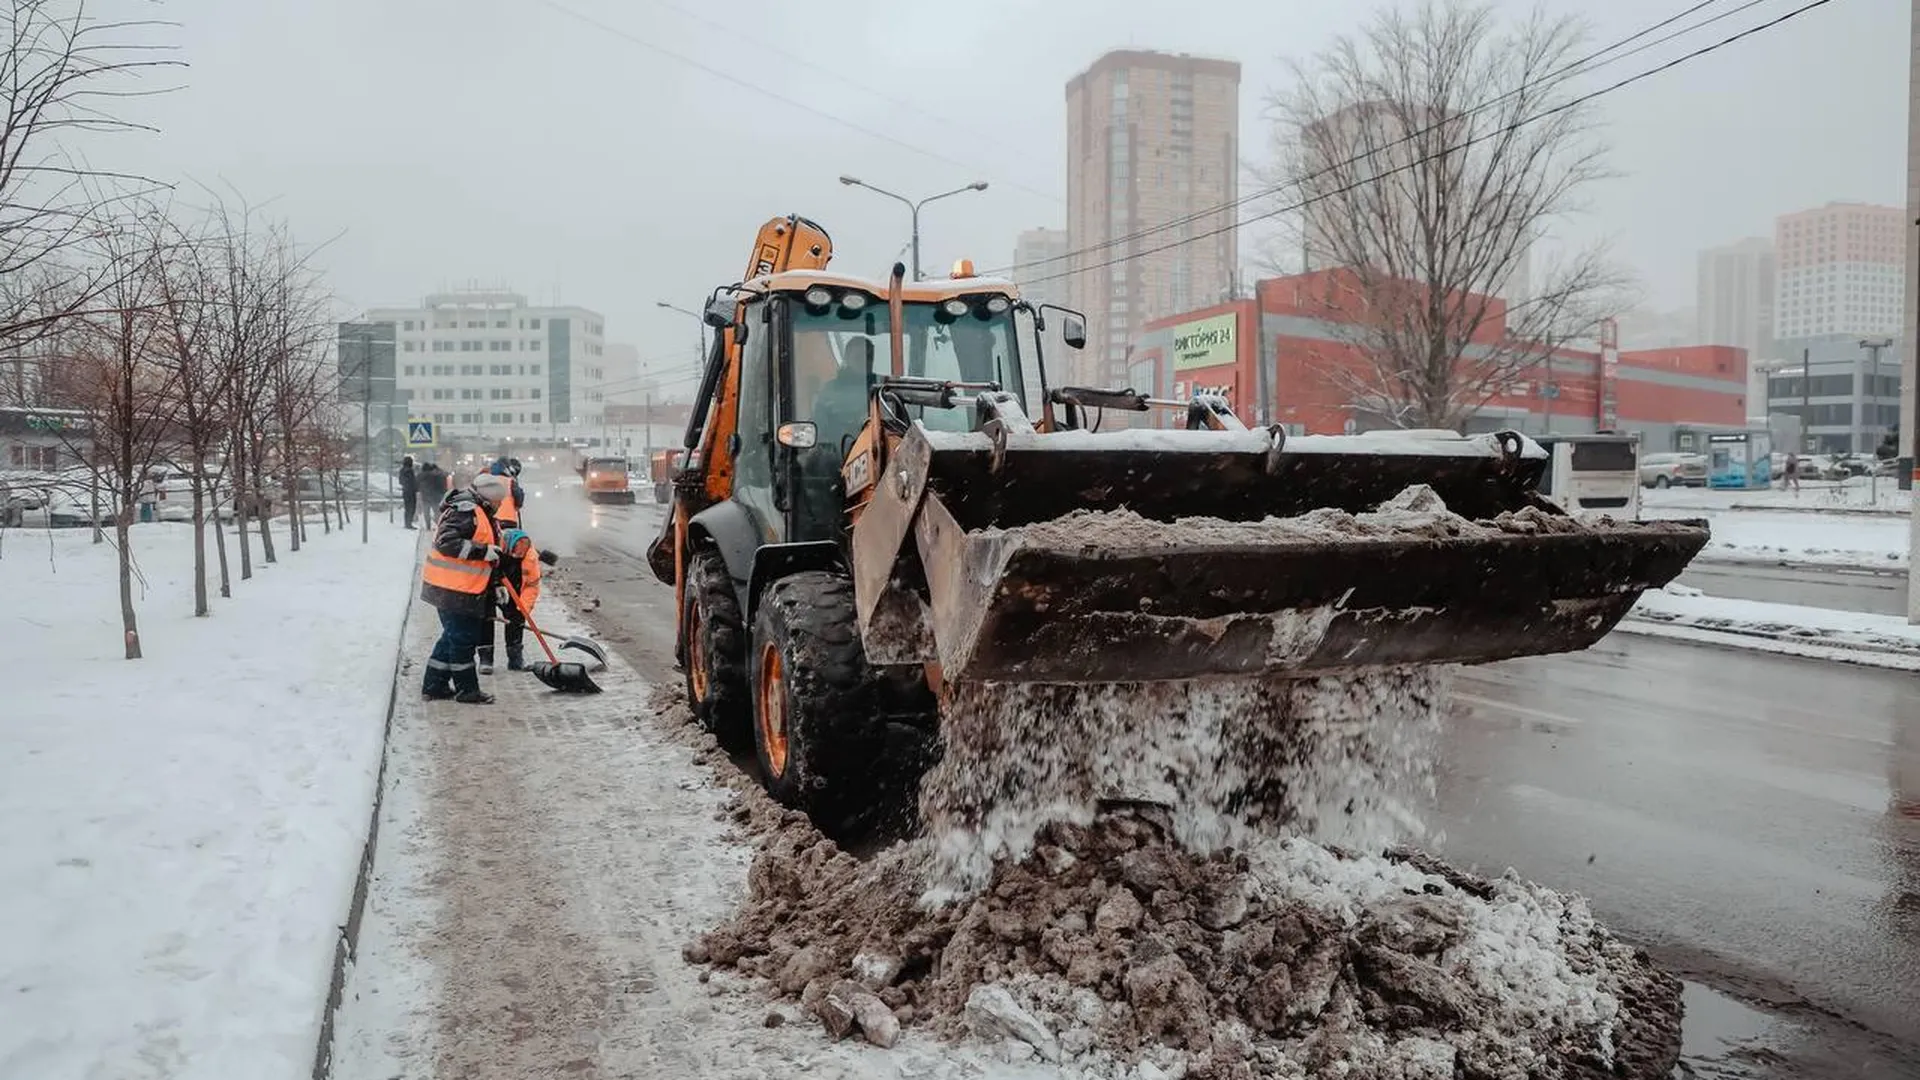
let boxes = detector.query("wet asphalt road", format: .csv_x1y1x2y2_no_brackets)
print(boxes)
1677,560,1910,616
541,490,1920,1077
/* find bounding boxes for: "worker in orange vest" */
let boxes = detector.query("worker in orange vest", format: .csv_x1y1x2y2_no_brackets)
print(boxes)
419,472,511,704
480,526,544,672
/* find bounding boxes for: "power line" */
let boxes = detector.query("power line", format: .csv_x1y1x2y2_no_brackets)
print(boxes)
527,0,1059,204
642,0,1025,161
993,0,1773,277
1015,0,1837,289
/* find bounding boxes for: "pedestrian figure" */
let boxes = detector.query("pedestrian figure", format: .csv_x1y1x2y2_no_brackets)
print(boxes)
419,472,512,705
485,456,525,528
416,460,448,522
398,455,418,529
1784,451,1801,493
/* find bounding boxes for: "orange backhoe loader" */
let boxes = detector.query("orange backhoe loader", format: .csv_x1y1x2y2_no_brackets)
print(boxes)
645,214,1710,824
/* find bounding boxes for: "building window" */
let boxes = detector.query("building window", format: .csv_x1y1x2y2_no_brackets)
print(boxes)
431,389,450,401
531,364,542,375
402,341,416,353
402,319,416,331
528,339,542,350
403,365,416,376
529,412,541,424
461,364,482,376
466,320,484,328
492,412,513,424
432,340,452,352
530,389,542,400
529,318,542,329
460,340,479,352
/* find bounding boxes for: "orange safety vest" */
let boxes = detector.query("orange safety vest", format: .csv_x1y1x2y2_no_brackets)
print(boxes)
518,544,542,611
421,503,497,596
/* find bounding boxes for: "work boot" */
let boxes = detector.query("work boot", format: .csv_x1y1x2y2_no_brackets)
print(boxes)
476,648,494,676
421,684,456,701
506,647,526,671
456,689,495,705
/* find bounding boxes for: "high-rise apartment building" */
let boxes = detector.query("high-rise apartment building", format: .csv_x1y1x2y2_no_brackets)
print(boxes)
1774,202,1905,341
1066,50,1240,385
357,289,611,441
1695,237,1774,359
1011,227,1070,310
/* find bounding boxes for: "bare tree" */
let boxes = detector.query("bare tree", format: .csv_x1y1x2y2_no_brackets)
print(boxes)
0,2,179,352
61,212,182,658
1256,0,1632,431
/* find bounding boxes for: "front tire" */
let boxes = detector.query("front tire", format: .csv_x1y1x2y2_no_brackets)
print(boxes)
684,551,750,751
1652,475,1670,489
750,571,878,819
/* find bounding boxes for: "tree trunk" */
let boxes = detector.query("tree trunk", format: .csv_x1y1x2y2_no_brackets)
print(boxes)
189,477,209,616
116,509,141,659
212,495,231,599
89,470,103,545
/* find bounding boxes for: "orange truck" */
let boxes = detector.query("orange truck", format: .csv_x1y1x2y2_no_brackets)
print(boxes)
648,448,691,503
580,455,635,504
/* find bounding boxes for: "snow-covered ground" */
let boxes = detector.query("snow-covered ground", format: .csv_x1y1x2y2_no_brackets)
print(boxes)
1643,478,1909,515
1622,584,1920,670
1641,495,1910,571
0,520,419,1080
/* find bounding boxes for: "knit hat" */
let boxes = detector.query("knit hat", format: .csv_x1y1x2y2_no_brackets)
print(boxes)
501,528,531,557
471,473,509,507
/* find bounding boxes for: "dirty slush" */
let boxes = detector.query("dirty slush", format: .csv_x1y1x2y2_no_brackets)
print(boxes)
687,490,1685,1079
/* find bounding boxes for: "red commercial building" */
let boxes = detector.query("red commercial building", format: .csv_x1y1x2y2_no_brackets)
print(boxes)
1133,271,1748,450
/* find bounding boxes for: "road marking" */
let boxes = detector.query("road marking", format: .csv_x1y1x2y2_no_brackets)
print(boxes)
1452,691,1586,730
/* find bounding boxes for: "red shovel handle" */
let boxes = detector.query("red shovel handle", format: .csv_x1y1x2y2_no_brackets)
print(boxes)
500,577,562,665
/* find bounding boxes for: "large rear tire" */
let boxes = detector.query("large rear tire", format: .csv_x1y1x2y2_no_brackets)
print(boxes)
684,550,750,751
750,571,879,820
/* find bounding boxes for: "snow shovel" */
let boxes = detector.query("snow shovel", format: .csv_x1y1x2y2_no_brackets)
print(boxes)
501,578,602,694
485,614,610,672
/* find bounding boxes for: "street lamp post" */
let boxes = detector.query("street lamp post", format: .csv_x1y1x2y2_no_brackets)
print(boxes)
838,176,989,281
349,323,396,545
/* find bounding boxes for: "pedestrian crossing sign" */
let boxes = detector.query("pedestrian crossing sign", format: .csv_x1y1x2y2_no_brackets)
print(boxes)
406,418,436,448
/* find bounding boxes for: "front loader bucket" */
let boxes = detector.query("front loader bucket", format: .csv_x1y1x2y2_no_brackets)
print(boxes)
854,426,1708,684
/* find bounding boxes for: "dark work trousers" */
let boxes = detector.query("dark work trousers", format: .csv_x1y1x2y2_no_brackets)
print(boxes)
401,487,418,528
476,557,525,669
425,607,489,695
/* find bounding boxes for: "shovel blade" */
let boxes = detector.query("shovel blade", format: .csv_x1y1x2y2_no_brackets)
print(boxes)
558,636,609,670
529,660,602,694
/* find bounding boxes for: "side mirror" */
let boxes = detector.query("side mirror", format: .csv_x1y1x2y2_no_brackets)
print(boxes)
1061,313,1087,350
702,296,735,329
776,421,817,449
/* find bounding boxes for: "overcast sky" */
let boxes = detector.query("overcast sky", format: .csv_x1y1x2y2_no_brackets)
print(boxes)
97,0,1907,392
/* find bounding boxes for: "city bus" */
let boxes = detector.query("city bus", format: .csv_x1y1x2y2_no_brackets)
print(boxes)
1530,433,1641,520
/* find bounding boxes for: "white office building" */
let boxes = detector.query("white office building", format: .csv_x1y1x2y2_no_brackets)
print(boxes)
365,289,611,442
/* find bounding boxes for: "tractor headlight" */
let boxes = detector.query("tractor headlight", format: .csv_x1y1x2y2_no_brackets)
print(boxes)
983,295,1010,315
804,286,834,308
840,292,870,312
941,298,969,318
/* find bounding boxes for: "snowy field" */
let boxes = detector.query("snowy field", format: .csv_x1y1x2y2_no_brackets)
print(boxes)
0,520,419,1080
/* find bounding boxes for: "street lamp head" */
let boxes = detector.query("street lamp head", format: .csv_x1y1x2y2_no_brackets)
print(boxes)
655,301,673,310
970,181,989,191
839,175,861,186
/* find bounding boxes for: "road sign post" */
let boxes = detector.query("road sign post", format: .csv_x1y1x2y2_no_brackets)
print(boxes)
406,418,437,451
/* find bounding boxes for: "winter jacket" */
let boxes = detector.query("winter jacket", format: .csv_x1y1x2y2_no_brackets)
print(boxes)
419,492,500,620
397,461,418,497
416,463,449,499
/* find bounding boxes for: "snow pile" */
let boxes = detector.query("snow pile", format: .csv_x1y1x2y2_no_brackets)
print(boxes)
0,523,419,1080
1636,507,1907,570
992,483,1594,553
688,813,1682,1079
918,668,1448,900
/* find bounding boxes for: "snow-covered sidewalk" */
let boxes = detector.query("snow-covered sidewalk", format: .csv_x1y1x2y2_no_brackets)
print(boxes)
1642,503,1910,572
1620,584,1920,670
0,521,419,1080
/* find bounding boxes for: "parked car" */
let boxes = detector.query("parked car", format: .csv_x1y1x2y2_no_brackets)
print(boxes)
1638,452,1708,488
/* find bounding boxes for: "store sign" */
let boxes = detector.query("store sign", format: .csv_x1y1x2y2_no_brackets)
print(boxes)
1168,312,1238,372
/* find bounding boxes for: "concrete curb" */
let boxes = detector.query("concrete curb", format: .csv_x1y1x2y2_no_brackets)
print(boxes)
1617,613,1920,671
311,539,421,1080
1724,501,1907,518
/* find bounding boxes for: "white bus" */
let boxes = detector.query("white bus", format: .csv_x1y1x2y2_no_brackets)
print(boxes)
1531,433,1641,521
